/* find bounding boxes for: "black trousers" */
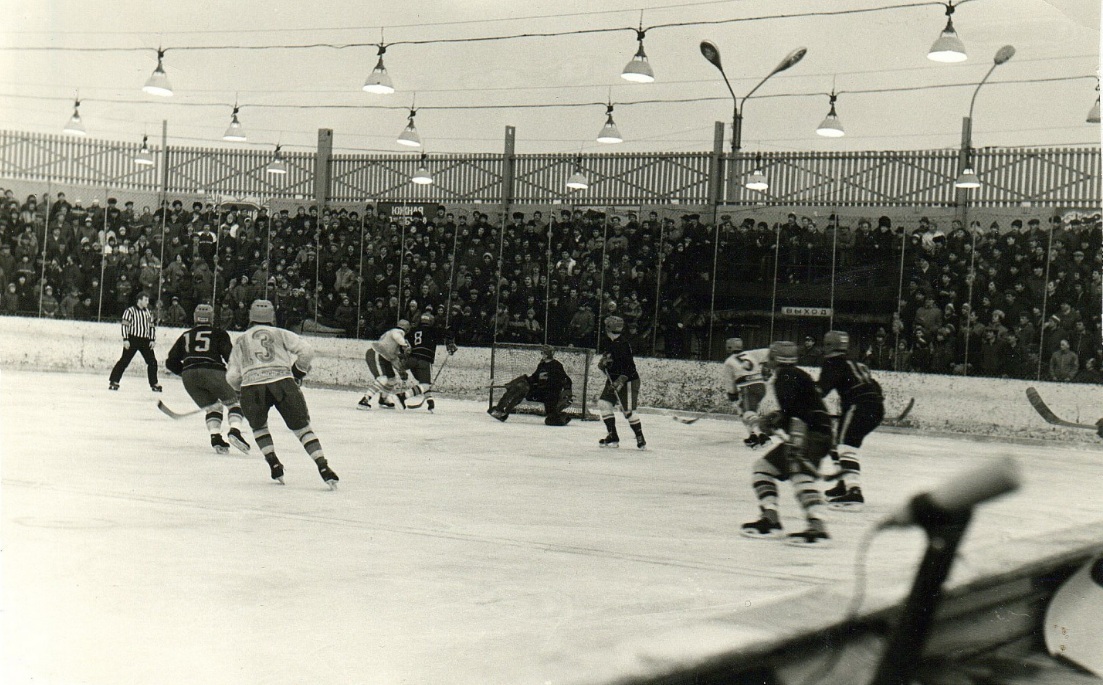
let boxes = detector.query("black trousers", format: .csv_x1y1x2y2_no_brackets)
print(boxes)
109,336,159,386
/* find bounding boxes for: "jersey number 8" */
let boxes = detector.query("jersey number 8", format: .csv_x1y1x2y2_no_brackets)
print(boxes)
412,331,423,346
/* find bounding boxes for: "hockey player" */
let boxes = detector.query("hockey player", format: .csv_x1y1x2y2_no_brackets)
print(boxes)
226,299,338,488
165,303,249,455
817,329,885,511
405,311,457,413
721,337,772,448
357,320,412,410
740,340,833,546
596,315,646,449
487,345,573,426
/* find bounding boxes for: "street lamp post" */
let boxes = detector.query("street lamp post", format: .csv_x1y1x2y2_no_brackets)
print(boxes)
955,45,1015,224
700,42,806,200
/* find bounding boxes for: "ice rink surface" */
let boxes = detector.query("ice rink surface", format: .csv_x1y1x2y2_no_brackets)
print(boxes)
3,369,1102,685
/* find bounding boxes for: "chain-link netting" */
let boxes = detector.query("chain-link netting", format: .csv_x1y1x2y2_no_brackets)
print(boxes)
2,177,1101,382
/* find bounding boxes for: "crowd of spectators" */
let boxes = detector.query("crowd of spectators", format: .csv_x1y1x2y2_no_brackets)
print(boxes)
2,184,1100,382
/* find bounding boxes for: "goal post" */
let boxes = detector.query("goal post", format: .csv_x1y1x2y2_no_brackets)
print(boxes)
488,342,596,420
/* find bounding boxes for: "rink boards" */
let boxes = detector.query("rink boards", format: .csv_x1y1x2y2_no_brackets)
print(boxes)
3,368,1102,685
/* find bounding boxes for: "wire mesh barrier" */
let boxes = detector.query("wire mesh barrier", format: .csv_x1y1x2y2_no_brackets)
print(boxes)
1,176,1100,384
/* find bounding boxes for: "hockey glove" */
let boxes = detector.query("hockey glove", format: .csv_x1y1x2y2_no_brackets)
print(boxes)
759,410,785,436
597,355,611,371
447,343,458,355
292,364,307,385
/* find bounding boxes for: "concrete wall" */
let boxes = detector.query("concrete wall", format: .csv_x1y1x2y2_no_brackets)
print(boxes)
2,316,1099,443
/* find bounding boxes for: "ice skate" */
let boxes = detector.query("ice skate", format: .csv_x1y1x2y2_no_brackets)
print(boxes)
740,515,783,539
356,396,372,411
828,486,865,512
109,381,120,391
824,480,848,499
265,456,285,484
487,407,508,422
395,393,408,409
743,434,762,449
785,520,831,547
150,384,163,393
598,433,620,448
636,434,647,449
316,458,339,490
755,433,773,447
426,399,435,413
227,428,250,454
378,397,396,409
210,434,231,455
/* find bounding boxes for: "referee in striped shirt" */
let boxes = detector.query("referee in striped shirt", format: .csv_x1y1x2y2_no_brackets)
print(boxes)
109,292,162,392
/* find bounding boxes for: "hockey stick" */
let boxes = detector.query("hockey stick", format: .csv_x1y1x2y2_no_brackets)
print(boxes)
156,400,202,420
672,406,727,425
432,353,451,383
1025,387,1096,430
892,397,916,422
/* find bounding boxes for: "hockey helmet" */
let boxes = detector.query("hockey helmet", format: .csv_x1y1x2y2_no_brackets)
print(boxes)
420,311,435,326
397,319,412,332
540,345,555,359
824,330,850,358
604,315,625,334
726,337,744,353
193,303,215,325
768,340,799,366
249,299,276,325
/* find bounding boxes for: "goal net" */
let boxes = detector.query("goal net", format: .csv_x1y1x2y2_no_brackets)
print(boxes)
488,343,596,420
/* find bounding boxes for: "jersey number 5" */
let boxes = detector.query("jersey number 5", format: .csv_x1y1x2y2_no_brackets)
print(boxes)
735,353,755,371
252,329,275,362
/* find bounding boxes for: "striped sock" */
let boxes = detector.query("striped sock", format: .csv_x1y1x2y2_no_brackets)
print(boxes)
293,425,324,459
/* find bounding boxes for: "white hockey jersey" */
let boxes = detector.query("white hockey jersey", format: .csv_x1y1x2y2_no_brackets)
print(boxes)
722,348,771,392
226,324,314,390
371,327,410,363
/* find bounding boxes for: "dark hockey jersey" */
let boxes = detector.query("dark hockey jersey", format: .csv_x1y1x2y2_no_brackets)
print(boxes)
598,334,639,383
818,357,884,409
773,365,833,435
408,324,455,364
528,359,571,392
166,325,233,375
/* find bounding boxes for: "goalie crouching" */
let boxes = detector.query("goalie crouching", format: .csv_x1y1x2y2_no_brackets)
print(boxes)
488,346,574,426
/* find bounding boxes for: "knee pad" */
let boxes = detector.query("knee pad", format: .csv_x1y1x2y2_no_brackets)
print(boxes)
597,399,615,414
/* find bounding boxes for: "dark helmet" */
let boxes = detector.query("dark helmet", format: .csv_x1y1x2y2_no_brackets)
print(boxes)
420,311,435,326
768,340,799,365
823,330,850,358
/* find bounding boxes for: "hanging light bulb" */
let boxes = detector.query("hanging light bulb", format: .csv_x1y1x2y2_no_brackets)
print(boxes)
1088,83,1101,124
266,144,287,175
955,149,980,188
411,153,433,185
928,2,967,63
816,92,845,137
955,166,980,188
596,104,623,144
63,97,87,136
745,155,769,191
397,107,422,147
143,48,174,96
621,29,655,83
566,157,589,190
134,135,155,166
223,105,246,142
363,44,395,94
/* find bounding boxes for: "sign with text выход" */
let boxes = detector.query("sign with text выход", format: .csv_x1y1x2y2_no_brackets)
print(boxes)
780,306,832,317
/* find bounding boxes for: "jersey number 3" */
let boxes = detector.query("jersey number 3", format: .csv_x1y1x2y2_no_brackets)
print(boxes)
252,329,275,362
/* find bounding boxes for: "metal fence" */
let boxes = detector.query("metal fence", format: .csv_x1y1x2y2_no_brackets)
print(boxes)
1,130,1098,207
